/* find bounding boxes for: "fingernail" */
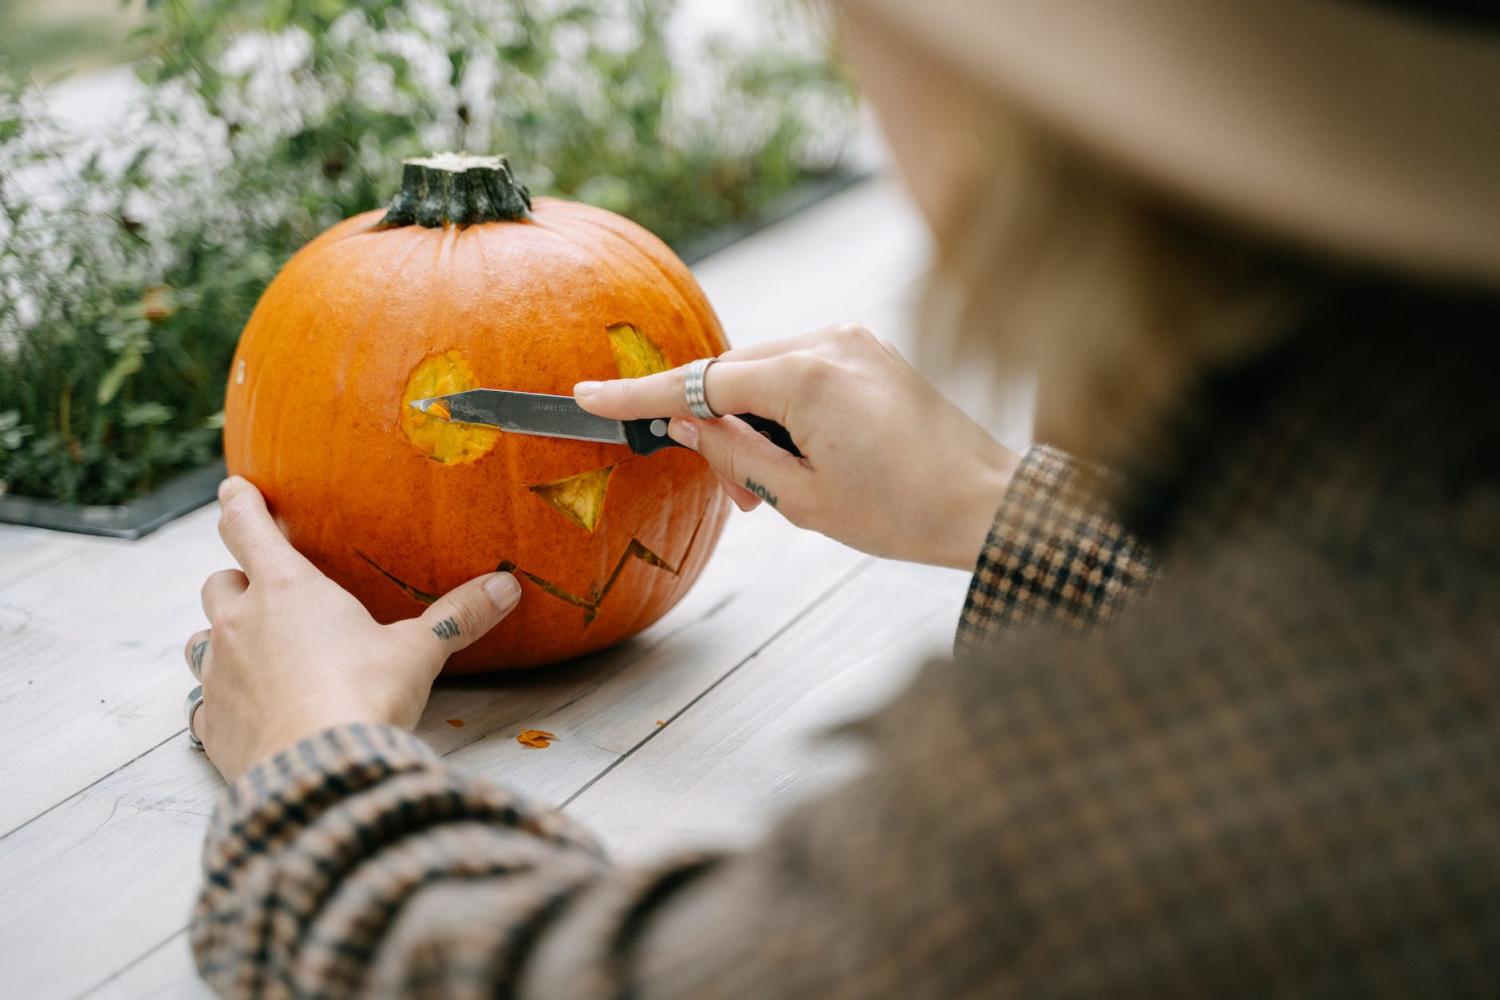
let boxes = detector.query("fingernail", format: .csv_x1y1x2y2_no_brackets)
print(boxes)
573,380,604,396
668,418,699,449
217,476,240,501
484,572,521,610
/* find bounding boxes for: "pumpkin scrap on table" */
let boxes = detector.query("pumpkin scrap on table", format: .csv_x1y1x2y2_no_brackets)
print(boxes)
221,152,731,675
516,729,556,749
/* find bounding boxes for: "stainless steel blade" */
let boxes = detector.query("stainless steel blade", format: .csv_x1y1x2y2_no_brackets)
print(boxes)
410,389,628,445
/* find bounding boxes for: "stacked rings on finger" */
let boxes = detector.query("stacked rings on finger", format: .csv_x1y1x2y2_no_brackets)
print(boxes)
684,357,722,419
185,684,205,751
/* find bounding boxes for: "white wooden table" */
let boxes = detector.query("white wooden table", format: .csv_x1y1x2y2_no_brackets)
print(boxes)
0,178,1024,998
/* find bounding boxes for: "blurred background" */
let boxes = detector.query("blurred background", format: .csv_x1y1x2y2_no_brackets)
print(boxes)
0,0,858,510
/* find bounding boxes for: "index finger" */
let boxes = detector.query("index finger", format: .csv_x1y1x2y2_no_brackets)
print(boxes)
217,477,309,578
573,358,790,423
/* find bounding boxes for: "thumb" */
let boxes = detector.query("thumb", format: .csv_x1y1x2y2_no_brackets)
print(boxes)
411,572,522,656
673,416,807,517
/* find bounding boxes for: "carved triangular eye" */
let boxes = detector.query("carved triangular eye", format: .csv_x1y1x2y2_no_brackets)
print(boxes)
530,465,614,532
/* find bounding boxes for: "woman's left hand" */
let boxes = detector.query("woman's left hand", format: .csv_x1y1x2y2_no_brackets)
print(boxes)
185,477,522,781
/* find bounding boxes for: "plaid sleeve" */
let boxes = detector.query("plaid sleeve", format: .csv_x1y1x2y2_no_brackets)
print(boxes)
191,724,620,998
189,663,1030,1000
957,444,1154,649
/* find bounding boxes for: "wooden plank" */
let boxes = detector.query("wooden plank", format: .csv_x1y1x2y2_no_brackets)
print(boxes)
0,524,101,589
0,512,866,1000
0,505,231,835
566,558,971,857
50,560,966,1000
438,557,872,806
82,931,209,1000
691,177,929,344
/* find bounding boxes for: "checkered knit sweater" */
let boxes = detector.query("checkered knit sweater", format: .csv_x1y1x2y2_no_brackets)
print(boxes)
192,321,1500,997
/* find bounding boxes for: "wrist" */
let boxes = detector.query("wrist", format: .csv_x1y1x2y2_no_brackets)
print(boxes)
240,707,389,779
935,441,1019,571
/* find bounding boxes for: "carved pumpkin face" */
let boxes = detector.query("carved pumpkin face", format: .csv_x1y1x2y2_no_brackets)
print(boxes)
223,157,730,672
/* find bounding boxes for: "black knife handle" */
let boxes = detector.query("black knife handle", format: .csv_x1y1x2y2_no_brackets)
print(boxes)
624,414,802,458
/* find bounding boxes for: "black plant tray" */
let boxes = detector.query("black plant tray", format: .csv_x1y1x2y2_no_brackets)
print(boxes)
0,169,871,540
0,460,226,539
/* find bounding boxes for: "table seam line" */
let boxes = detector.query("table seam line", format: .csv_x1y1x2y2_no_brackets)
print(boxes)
559,556,875,811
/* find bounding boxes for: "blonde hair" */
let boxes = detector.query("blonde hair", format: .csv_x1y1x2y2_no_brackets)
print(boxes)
918,96,1324,465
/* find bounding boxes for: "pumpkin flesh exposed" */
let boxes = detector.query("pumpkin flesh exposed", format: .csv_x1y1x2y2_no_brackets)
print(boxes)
400,351,500,464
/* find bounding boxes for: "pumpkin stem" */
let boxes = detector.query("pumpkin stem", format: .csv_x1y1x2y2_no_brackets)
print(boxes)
381,153,532,228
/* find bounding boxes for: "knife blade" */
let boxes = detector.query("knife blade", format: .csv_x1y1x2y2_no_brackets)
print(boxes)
409,389,801,458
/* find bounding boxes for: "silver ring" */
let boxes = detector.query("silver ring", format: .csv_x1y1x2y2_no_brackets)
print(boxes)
683,357,721,419
184,684,205,751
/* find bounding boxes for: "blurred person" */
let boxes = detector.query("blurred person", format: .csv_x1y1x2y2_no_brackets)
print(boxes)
186,0,1500,995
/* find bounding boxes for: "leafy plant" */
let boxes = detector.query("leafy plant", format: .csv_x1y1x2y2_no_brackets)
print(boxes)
0,0,852,506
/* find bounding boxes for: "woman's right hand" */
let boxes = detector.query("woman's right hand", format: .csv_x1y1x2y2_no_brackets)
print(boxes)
574,324,1018,571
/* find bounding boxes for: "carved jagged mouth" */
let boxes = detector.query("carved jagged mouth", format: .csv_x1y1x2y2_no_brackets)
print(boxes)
356,549,438,604
354,509,708,625
499,510,707,625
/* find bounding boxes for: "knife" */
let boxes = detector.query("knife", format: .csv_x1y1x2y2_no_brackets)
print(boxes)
409,389,802,458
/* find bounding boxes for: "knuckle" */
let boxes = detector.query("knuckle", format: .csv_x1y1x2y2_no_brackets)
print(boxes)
450,599,485,639
218,497,256,534
256,566,300,592
201,570,231,604
709,438,742,484
832,323,875,350
789,352,834,390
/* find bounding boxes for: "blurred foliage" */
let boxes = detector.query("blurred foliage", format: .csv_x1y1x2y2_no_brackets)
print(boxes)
0,0,852,506
0,0,145,81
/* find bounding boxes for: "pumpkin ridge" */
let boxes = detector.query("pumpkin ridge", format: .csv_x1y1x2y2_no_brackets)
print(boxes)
555,212,691,333
563,209,722,358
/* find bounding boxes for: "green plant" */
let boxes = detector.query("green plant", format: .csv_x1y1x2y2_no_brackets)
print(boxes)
0,0,852,506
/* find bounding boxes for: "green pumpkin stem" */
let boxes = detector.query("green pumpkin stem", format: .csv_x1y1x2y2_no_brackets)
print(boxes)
380,153,532,228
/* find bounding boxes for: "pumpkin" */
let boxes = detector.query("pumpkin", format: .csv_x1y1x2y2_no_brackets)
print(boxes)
223,154,731,672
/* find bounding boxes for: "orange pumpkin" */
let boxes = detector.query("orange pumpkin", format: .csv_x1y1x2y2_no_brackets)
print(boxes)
223,154,731,672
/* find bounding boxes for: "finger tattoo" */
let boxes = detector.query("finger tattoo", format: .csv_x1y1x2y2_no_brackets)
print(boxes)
431,617,461,641
745,478,778,507
190,639,209,674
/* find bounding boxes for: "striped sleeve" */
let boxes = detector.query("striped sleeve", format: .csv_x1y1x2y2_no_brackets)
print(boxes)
956,444,1155,649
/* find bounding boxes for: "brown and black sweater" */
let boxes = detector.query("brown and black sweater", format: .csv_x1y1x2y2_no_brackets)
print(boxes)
191,322,1500,997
